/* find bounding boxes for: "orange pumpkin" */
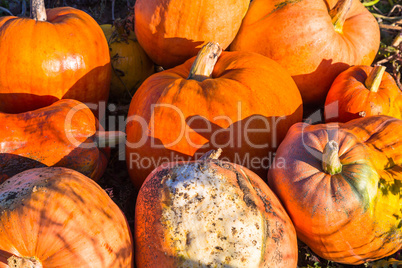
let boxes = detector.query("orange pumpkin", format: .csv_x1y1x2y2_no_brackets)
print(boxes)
134,0,249,68
0,0,111,115
0,99,120,183
268,115,402,264
230,0,380,107
0,167,133,268
135,149,298,267
325,65,402,122
125,42,303,189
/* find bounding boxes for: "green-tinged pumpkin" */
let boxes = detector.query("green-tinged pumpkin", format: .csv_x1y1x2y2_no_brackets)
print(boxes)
125,42,303,189
268,115,402,264
100,24,154,99
325,65,402,122
135,150,298,267
0,0,111,116
0,167,133,268
0,99,124,183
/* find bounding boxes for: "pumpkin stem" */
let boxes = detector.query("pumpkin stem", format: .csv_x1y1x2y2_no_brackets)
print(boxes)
7,256,43,268
322,140,342,175
187,42,222,82
365,65,386,93
30,0,47,21
391,31,402,47
200,148,223,160
95,131,126,148
330,0,352,34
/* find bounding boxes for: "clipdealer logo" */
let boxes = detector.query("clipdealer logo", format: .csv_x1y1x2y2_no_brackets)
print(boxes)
63,100,340,170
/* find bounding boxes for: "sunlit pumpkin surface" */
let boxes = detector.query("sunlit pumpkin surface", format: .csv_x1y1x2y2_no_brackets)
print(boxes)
0,99,108,183
0,7,111,114
0,167,133,268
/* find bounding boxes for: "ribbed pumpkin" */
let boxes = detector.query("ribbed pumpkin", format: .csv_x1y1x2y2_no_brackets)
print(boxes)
134,0,249,68
0,167,133,268
325,65,402,122
0,99,119,183
268,115,402,264
0,0,111,115
230,0,380,107
135,149,298,267
100,23,154,99
125,42,303,189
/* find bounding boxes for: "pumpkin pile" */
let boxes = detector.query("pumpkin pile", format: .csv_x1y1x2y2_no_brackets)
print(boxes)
0,0,401,266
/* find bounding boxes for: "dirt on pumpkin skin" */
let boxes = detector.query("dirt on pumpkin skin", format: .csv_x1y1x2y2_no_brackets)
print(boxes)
1,0,402,267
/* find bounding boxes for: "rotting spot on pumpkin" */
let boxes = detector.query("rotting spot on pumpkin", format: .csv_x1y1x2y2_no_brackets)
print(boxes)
231,227,237,236
5,192,17,202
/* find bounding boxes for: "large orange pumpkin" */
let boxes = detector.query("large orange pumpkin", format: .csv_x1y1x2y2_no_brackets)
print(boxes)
325,65,402,122
230,0,380,107
135,149,298,267
268,115,402,264
0,167,133,268
0,99,120,183
134,0,249,68
0,0,111,115
125,42,303,189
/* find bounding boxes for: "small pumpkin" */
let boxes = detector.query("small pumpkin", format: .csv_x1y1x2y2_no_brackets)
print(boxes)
325,65,402,122
0,99,124,183
134,0,249,68
267,115,402,264
125,42,303,189
100,23,154,99
135,149,298,267
230,0,380,107
0,0,111,115
0,167,133,268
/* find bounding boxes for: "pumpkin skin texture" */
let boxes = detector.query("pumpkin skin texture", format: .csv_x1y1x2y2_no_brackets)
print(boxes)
267,115,402,264
230,0,380,107
0,167,133,268
0,7,111,115
0,99,108,183
324,65,402,122
125,45,303,189
134,0,249,68
135,152,298,267
100,24,154,99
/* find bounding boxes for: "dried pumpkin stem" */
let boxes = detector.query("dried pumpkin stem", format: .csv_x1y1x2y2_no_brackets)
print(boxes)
30,0,47,21
187,42,222,82
391,31,402,47
330,0,352,34
8,256,43,268
200,148,223,160
322,140,342,175
95,131,126,148
365,65,386,93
